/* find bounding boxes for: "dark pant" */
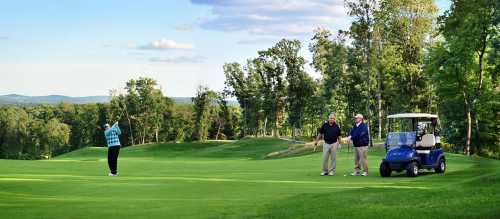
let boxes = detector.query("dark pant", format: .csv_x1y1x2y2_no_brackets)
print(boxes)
107,146,121,174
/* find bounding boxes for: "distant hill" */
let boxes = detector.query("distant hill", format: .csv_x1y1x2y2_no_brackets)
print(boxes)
0,94,237,105
0,94,111,105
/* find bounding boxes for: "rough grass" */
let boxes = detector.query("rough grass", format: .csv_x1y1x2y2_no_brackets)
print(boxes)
0,138,499,219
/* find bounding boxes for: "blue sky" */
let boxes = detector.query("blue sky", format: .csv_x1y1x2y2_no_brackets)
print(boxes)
0,0,451,97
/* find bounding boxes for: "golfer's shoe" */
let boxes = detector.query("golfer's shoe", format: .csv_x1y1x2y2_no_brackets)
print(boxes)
361,172,368,176
321,172,328,176
328,171,335,176
108,173,118,177
350,172,360,176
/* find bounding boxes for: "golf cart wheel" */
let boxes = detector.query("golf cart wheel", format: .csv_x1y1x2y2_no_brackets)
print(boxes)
380,162,391,177
406,161,419,177
435,158,446,173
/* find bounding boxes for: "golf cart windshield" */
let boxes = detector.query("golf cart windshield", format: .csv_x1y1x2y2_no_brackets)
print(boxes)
389,118,414,132
386,132,416,147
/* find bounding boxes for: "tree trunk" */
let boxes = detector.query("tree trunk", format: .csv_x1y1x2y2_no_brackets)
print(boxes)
472,33,487,153
215,119,223,140
155,125,159,143
366,5,373,147
123,105,134,145
474,116,480,154
366,43,373,147
243,104,248,137
263,116,268,136
310,115,314,138
275,117,279,137
376,35,383,141
142,127,146,145
466,109,472,156
377,67,382,140
457,66,472,156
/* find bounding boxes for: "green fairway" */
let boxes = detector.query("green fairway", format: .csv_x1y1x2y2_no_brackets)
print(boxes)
0,138,499,219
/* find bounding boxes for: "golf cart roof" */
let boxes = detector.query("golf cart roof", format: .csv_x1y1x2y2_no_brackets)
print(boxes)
387,113,438,119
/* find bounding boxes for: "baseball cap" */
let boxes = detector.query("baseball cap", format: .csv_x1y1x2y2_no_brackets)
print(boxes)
354,114,364,119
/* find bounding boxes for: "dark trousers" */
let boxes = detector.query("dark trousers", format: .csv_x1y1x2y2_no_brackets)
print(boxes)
107,146,121,174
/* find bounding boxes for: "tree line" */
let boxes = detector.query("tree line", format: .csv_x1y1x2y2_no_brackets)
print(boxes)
0,78,240,159
0,0,498,160
222,0,499,157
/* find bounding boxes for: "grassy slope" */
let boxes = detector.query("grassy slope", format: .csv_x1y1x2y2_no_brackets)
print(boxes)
0,138,499,219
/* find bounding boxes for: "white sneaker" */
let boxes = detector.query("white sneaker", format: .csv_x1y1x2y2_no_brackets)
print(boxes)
350,172,360,176
328,171,335,176
321,172,328,176
108,173,118,176
361,172,368,176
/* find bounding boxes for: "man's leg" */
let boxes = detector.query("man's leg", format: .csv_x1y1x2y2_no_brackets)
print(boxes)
329,142,338,173
107,147,113,174
354,147,361,174
114,146,120,174
322,143,331,174
109,146,120,175
359,146,368,173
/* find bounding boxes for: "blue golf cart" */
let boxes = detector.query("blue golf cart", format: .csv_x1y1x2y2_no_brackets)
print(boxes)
379,113,446,177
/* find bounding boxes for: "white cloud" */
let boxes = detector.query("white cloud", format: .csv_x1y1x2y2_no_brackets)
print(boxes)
149,55,206,64
191,0,350,36
138,39,194,50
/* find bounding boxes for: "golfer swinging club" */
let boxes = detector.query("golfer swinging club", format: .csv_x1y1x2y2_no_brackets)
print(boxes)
104,121,122,176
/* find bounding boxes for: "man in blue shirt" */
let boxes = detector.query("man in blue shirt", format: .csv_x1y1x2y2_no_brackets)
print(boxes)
104,122,122,176
347,114,370,176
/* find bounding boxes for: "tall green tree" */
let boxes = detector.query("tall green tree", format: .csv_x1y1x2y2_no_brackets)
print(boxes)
263,39,313,138
40,118,71,158
376,0,438,113
345,0,377,146
310,29,351,128
431,0,499,155
224,62,263,137
256,46,287,137
192,86,218,141
111,77,172,145
213,92,236,140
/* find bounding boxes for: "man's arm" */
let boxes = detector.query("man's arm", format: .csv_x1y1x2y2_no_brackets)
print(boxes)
346,127,353,141
113,122,121,135
315,125,324,146
314,133,323,146
314,133,323,152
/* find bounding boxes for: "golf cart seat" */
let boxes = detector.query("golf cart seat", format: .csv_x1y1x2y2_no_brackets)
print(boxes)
416,134,435,147
416,134,435,154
